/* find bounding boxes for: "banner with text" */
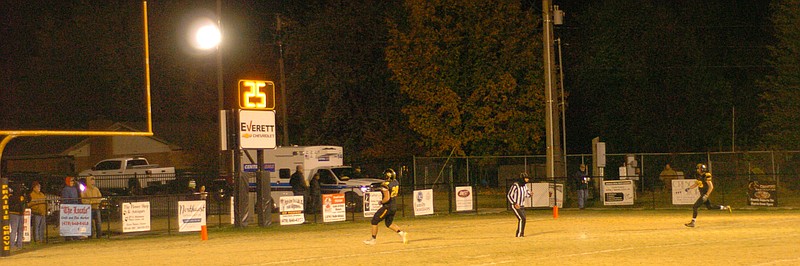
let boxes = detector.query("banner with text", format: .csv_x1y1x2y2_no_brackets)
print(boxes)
748,180,777,207
672,179,700,205
603,180,634,206
322,194,346,222
178,200,206,232
122,202,151,233
279,196,305,225
22,209,31,242
59,204,92,237
363,192,383,217
414,189,434,216
530,183,564,208
455,186,474,212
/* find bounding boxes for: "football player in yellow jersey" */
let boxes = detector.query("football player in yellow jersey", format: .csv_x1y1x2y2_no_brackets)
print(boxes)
684,163,731,227
364,168,408,244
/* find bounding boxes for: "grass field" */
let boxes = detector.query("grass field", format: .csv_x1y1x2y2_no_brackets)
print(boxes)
5,209,800,265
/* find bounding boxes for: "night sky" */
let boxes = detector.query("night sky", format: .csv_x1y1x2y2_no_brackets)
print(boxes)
0,1,776,157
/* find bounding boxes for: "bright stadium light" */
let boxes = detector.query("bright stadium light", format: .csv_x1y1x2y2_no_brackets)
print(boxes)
189,19,221,51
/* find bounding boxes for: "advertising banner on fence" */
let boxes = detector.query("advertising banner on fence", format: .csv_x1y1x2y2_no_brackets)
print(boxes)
279,196,305,225
603,180,634,206
59,204,92,237
22,209,31,242
530,183,564,208
672,179,700,205
122,202,151,233
322,194,346,222
178,200,206,232
414,189,434,216
748,180,777,207
455,186,474,212
363,191,383,218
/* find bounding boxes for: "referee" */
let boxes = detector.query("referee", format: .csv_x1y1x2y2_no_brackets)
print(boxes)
507,173,531,237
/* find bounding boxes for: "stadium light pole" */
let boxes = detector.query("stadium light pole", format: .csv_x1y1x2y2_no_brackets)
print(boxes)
189,12,226,175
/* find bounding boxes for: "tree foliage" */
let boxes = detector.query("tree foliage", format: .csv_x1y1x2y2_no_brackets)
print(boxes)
386,0,544,156
759,0,800,150
282,0,417,162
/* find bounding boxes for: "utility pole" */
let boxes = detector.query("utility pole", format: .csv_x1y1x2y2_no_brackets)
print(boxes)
542,0,565,179
277,14,288,147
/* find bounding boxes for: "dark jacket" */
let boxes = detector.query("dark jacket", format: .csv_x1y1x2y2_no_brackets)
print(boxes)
290,171,308,195
309,178,321,196
572,170,590,190
9,186,26,215
61,185,81,204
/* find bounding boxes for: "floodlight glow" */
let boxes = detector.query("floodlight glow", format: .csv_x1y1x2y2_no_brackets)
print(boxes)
194,24,221,50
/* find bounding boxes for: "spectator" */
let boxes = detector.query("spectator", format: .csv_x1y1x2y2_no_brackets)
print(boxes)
572,164,590,209
308,173,321,214
290,165,308,208
198,185,208,200
659,163,680,190
61,176,80,241
81,176,103,238
186,179,202,200
9,183,26,250
28,181,48,243
61,176,80,204
352,167,364,178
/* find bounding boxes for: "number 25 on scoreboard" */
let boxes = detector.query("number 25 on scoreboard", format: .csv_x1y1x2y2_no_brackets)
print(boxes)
238,79,275,110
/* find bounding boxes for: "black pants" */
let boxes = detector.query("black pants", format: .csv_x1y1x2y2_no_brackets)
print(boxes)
308,193,320,213
293,191,308,211
511,207,527,237
692,195,723,218
371,204,397,227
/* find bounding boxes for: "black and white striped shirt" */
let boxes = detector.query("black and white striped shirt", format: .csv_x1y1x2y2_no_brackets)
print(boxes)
507,181,531,207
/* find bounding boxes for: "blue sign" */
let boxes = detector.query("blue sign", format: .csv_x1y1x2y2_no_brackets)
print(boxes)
243,163,275,172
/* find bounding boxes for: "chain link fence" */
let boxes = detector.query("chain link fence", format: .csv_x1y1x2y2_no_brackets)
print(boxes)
412,151,800,210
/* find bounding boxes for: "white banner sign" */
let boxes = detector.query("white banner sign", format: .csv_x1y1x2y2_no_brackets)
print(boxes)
230,197,235,225
322,194,346,223
59,204,92,237
239,110,277,149
122,202,151,233
178,200,206,232
603,180,635,206
672,179,700,205
414,189,434,216
23,208,31,242
530,183,564,208
363,192,383,217
279,196,305,225
455,186,474,211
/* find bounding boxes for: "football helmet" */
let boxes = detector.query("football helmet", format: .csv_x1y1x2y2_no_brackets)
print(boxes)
384,168,396,180
696,163,708,173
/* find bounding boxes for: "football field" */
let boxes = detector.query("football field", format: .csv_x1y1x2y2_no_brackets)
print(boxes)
5,209,800,265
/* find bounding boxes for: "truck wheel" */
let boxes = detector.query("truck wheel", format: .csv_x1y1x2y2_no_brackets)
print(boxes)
345,191,363,213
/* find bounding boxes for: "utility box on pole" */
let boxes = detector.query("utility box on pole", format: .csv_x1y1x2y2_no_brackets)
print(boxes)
592,137,606,201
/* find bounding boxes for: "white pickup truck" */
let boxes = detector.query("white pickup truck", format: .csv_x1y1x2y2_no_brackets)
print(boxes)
78,157,176,192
